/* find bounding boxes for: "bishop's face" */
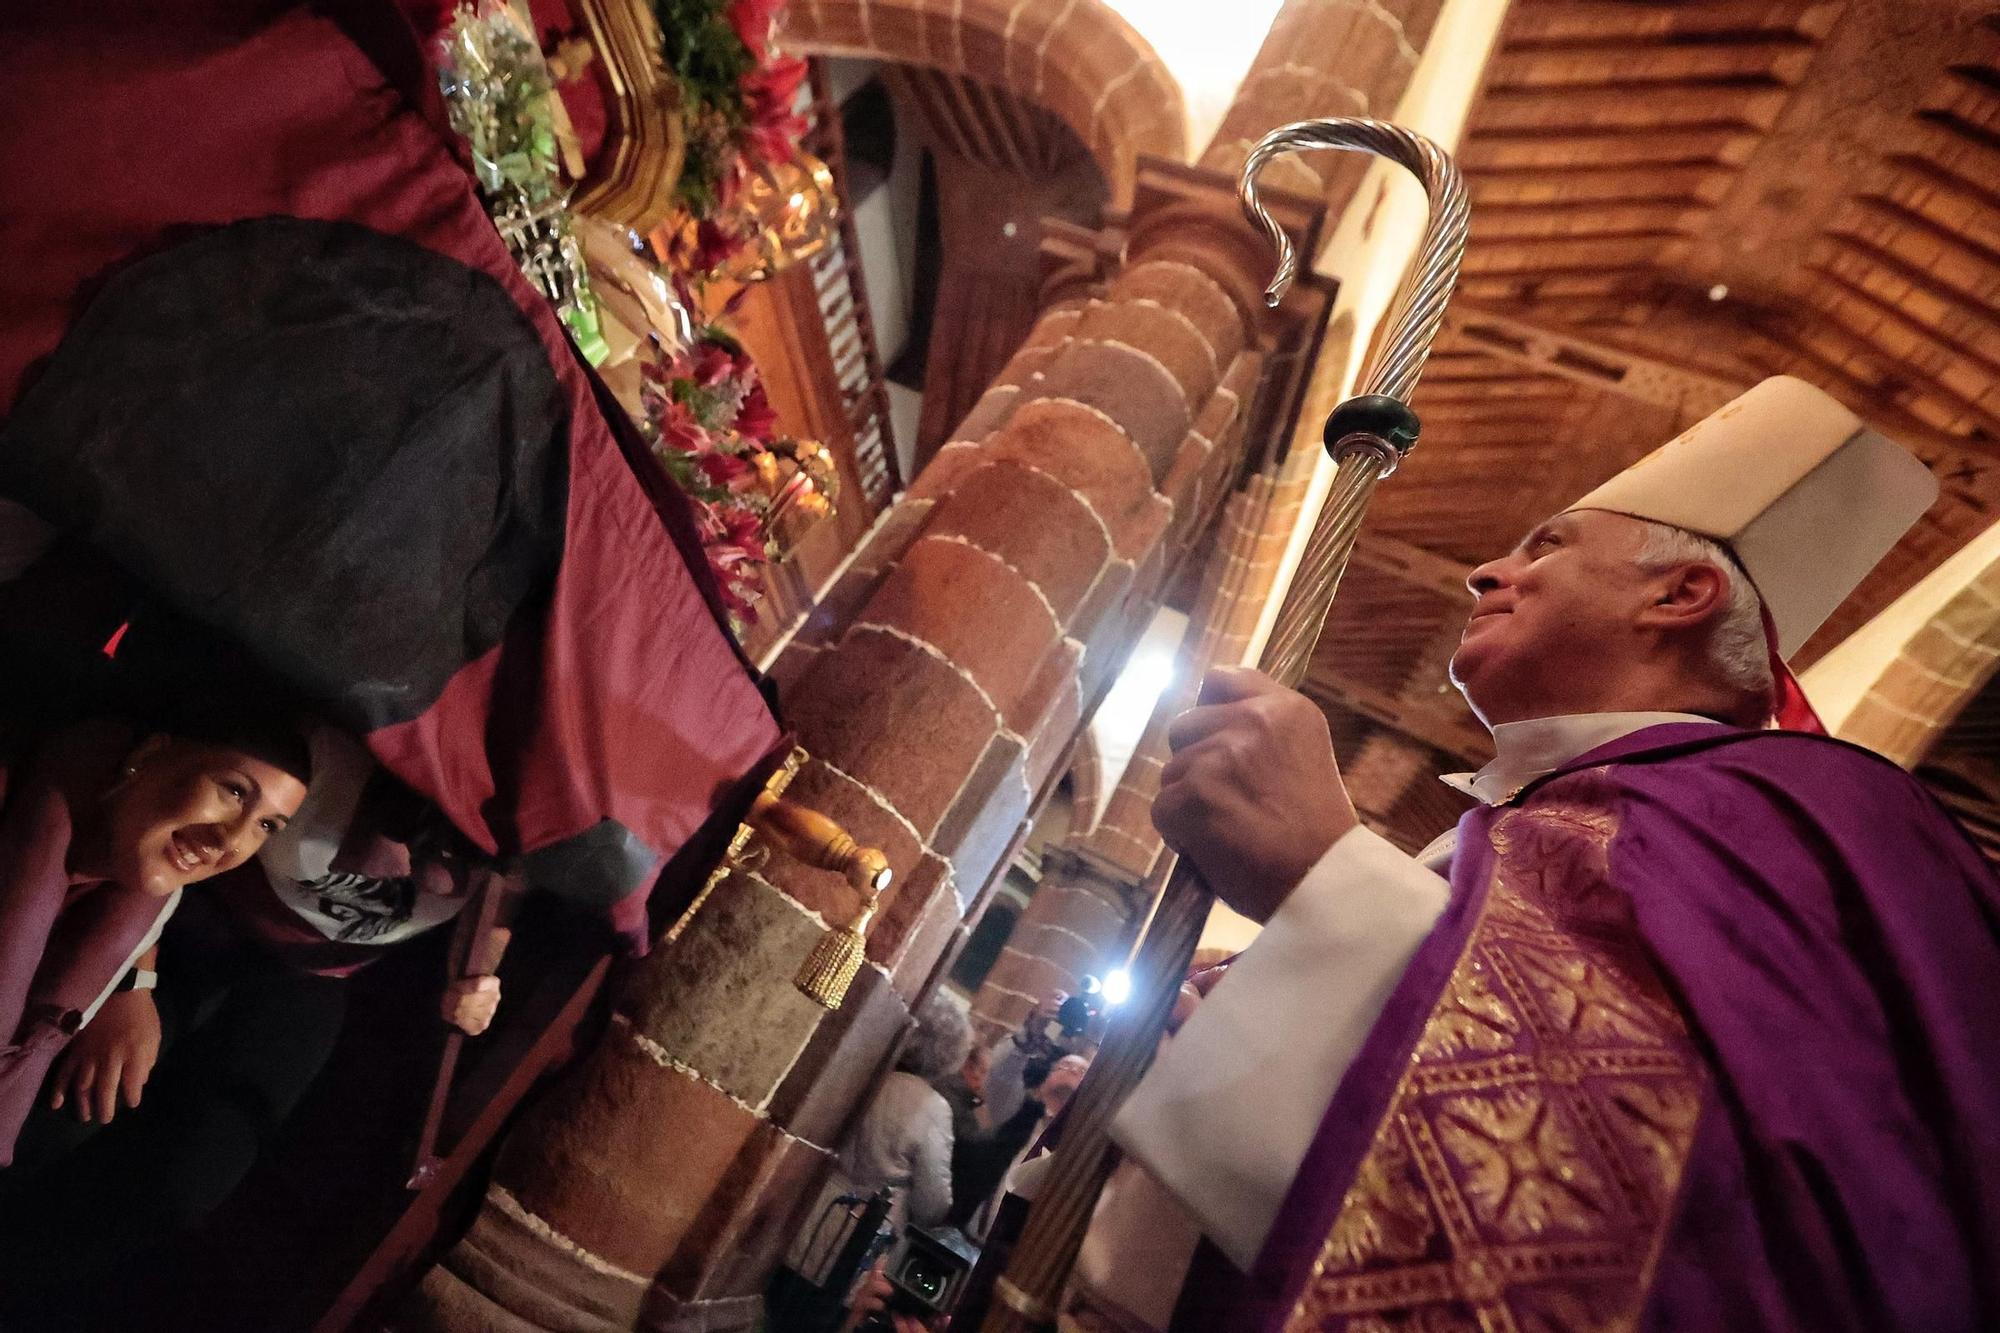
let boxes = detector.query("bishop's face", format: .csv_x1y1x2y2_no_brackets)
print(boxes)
1449,509,1657,728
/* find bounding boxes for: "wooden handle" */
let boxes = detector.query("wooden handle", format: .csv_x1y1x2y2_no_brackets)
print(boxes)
465,924,512,978
747,791,893,894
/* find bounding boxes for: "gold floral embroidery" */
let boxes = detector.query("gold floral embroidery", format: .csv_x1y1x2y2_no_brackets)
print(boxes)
1284,802,1707,1333
1416,960,1520,1060
1508,945,1667,1048
1597,1080,1703,1205
1434,1089,1610,1240
1323,1128,1437,1268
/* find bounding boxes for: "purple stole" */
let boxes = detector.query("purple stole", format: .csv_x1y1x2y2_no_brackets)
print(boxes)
1172,725,2000,1333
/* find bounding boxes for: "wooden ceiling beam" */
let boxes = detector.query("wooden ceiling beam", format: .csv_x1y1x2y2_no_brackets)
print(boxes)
1469,203,1707,240
1455,274,1660,305
1461,126,1760,172
1737,326,2000,474
1501,1,1835,48
1811,239,2000,376
1472,164,1734,208
1463,237,1680,274
1440,303,1744,419
1301,673,1488,768
1352,534,1474,602
1476,85,1792,134
1489,41,1817,90
1797,269,2000,413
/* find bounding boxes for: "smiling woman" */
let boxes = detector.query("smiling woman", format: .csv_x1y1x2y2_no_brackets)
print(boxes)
0,689,314,1168
84,713,314,901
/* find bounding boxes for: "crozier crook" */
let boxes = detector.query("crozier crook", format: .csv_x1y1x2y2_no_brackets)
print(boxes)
978,116,1470,1333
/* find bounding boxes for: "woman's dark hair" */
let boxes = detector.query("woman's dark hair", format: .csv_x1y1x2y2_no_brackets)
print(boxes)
106,607,315,786
152,690,315,786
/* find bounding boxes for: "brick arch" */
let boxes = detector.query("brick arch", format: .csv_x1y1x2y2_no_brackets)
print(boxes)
1824,543,2000,768
783,0,1187,205
1065,726,1105,834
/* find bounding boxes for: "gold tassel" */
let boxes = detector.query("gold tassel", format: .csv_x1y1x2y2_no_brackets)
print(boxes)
669,744,895,1010
795,873,884,1010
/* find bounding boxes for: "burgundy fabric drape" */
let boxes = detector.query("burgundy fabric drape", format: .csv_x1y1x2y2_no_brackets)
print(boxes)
0,2,783,949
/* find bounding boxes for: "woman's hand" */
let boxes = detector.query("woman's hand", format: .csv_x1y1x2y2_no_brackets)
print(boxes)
49,988,162,1124
442,974,501,1035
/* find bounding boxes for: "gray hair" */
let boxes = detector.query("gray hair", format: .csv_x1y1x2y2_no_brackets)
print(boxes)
1632,521,1774,701
897,995,972,1082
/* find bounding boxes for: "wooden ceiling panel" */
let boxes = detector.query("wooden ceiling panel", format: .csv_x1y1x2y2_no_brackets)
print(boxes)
1487,39,1817,91
1475,84,1793,135
1458,126,1760,172
1497,1,1839,47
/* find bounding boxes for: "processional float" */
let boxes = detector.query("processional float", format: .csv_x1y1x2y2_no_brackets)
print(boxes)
980,116,1471,1333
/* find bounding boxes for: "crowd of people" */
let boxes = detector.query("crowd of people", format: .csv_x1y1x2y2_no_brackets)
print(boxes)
791,989,1096,1331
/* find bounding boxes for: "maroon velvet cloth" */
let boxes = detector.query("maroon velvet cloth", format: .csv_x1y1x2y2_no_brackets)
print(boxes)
0,3,783,951
1175,725,2000,1333
0,725,167,1165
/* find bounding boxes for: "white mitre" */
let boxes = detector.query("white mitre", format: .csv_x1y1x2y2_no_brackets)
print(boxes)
1564,374,1937,659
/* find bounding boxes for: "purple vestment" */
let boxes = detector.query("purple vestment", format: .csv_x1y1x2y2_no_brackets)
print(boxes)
1172,724,2000,1333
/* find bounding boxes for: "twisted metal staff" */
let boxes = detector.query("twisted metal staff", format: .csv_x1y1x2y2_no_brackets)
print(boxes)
978,118,1468,1333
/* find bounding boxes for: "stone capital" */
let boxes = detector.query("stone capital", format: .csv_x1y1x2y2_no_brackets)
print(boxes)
1121,157,1330,339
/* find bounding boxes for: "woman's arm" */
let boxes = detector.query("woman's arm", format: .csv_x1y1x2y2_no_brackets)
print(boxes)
50,946,162,1124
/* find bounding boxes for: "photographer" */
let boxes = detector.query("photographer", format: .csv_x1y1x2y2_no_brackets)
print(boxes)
981,990,1094,1129
948,1049,1083,1239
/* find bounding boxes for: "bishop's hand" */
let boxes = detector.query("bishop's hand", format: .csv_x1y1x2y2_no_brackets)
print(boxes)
1154,666,1357,923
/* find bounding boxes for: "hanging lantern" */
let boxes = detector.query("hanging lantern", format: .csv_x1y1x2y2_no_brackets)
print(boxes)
753,436,839,558
658,151,839,287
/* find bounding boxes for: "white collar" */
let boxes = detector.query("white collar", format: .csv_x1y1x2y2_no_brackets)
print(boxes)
1442,712,1722,806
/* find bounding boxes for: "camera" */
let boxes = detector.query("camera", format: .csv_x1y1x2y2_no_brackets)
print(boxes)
1019,993,1098,1089
857,1226,975,1330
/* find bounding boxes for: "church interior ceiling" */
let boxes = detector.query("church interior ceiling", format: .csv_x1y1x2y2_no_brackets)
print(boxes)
1303,0,2000,849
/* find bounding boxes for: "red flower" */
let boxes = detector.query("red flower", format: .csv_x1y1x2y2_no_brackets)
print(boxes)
739,57,809,168
640,334,786,625
726,0,785,60
691,339,739,388
734,382,777,442
696,450,755,489
654,397,710,456
721,504,766,546
670,216,747,276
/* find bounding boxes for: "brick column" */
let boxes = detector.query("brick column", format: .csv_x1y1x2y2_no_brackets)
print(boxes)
962,0,1452,1052
967,469,1308,1037
1201,0,1446,191
1825,556,2000,766
401,165,1324,1332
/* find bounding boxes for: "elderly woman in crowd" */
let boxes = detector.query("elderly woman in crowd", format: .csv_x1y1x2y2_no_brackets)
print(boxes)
837,995,973,1233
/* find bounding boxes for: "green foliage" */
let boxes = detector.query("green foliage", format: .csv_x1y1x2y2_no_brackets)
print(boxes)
653,0,755,215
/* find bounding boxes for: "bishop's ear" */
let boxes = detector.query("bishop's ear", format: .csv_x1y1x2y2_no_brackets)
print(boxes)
1637,560,1733,633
